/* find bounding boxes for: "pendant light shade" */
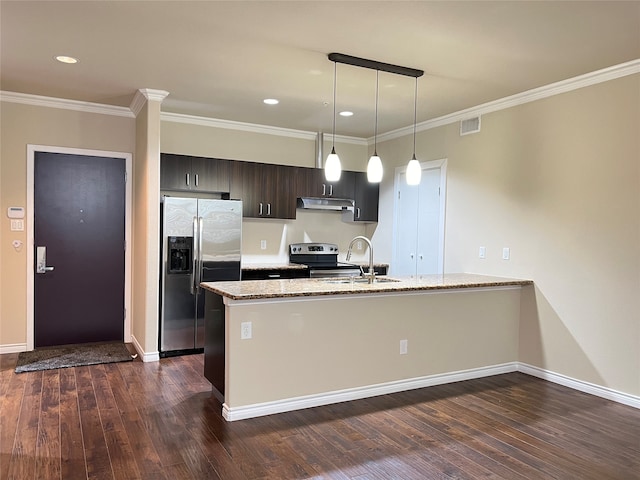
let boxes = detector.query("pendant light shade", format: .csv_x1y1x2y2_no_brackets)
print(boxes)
406,155,421,185
406,77,422,185
367,70,383,183
325,61,341,182
325,147,342,182
367,155,383,183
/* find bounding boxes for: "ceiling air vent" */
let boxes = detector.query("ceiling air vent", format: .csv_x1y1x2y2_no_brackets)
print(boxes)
460,116,481,136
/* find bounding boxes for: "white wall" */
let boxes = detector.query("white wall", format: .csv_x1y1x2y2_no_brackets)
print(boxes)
375,74,640,396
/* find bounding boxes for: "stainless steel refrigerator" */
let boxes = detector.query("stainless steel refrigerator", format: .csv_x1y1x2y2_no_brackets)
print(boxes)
160,196,242,356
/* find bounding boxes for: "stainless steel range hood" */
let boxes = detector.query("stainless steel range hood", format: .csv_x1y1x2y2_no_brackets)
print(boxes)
297,197,355,211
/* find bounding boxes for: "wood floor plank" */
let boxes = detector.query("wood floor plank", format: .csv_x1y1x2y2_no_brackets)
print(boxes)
6,371,42,480
59,368,88,480
2,352,640,480
0,365,27,480
76,366,114,479
34,369,62,480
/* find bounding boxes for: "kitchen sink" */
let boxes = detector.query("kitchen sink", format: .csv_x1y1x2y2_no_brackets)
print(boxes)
323,276,401,284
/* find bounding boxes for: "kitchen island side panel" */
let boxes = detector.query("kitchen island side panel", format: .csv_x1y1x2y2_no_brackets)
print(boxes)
204,291,225,401
223,288,521,409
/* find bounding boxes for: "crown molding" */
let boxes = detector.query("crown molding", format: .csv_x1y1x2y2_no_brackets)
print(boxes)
160,111,366,145
0,91,135,118
378,58,640,143
2,59,637,143
130,89,170,116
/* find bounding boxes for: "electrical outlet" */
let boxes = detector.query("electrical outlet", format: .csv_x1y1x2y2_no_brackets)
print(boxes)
241,321,252,339
479,246,486,259
400,339,408,355
260,240,267,250
357,240,362,250
502,247,510,260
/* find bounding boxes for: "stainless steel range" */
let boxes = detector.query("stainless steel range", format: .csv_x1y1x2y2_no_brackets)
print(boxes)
289,242,362,278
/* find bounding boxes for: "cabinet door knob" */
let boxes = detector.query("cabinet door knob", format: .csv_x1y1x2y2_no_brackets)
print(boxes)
259,203,263,215
356,207,361,219
329,184,333,196
186,173,190,186
267,203,271,216
322,184,326,196
195,174,199,187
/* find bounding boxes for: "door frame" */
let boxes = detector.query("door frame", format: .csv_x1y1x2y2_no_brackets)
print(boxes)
26,145,133,351
392,158,448,276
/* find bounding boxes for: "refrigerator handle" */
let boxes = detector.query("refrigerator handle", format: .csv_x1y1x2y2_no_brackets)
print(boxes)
191,216,198,295
197,217,204,290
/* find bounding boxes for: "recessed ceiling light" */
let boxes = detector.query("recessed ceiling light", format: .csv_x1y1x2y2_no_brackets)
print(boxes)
263,98,279,105
339,111,353,117
55,55,78,64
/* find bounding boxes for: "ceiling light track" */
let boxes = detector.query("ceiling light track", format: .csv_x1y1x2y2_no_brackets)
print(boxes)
328,53,423,78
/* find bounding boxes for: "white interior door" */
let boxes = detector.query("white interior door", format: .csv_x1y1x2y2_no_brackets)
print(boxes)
392,160,447,278
394,171,420,276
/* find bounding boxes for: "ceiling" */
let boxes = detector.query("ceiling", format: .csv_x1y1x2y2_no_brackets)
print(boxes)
2,1,639,139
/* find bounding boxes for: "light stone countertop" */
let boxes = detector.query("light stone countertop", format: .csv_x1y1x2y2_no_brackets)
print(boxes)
201,273,533,301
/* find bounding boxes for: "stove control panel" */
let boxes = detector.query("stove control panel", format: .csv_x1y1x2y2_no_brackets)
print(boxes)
289,243,339,255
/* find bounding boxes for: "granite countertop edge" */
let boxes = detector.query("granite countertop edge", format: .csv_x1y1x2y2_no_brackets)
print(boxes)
201,274,533,301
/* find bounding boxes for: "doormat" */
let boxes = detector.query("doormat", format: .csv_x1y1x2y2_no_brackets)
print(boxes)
15,342,134,373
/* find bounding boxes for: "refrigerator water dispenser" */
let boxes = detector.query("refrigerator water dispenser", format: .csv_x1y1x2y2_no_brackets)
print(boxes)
168,236,192,274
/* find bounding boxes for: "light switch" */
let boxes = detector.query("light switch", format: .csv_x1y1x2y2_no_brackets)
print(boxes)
10,219,24,231
479,246,486,259
502,247,510,260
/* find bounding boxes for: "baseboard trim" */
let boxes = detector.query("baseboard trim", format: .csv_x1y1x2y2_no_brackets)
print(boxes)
222,362,519,421
517,363,640,409
0,343,27,354
130,335,160,363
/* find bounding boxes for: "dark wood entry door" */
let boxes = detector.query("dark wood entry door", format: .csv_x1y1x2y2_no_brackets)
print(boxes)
34,152,126,347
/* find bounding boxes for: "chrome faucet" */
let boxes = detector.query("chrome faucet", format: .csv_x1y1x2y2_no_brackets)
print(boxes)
346,236,375,284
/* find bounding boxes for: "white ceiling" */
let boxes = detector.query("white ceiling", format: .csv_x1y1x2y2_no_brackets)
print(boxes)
2,1,639,138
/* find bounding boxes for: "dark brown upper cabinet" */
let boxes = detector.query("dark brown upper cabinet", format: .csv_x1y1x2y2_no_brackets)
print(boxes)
352,171,379,222
229,161,297,219
296,167,356,199
160,153,230,193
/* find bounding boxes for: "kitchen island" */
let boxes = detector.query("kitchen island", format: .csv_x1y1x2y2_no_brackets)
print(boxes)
201,274,533,421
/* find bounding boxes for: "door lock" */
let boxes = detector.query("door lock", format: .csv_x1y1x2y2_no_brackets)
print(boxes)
36,246,55,274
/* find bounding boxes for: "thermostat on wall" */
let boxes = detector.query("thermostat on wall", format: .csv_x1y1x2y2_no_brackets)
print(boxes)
7,207,25,219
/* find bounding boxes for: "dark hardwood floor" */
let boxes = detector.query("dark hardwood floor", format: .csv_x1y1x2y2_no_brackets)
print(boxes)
1,351,638,479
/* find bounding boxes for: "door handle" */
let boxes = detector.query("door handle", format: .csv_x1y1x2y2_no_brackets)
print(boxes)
196,217,204,290
191,217,198,294
36,246,55,274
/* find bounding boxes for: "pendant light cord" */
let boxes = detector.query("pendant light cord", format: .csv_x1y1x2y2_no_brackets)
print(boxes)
374,70,379,155
412,76,418,157
332,61,337,149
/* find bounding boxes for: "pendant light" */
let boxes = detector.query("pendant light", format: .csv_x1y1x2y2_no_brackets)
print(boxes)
367,70,383,183
325,61,342,182
406,76,422,185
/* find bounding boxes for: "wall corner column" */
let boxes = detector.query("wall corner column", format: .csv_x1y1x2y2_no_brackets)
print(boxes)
131,88,169,361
